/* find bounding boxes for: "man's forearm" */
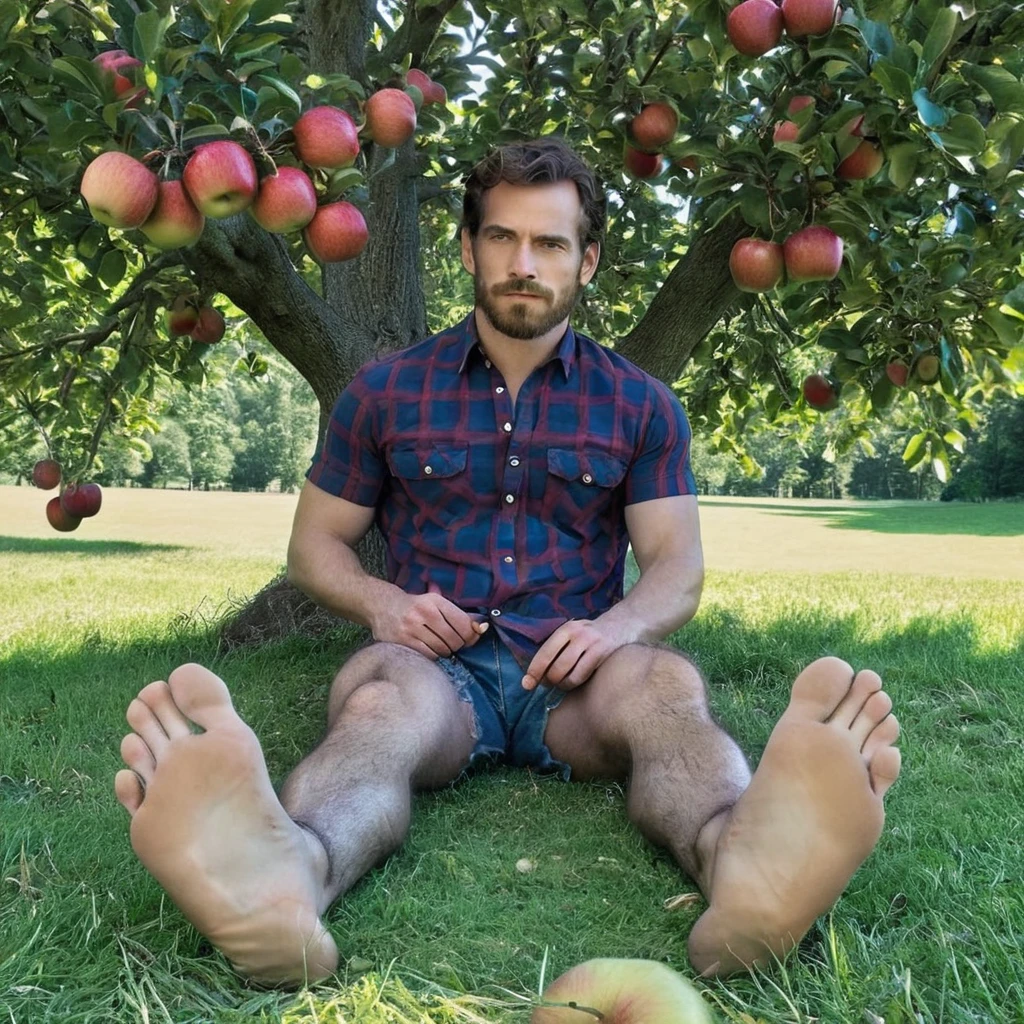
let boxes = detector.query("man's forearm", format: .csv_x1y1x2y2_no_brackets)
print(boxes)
287,536,402,631
595,554,704,644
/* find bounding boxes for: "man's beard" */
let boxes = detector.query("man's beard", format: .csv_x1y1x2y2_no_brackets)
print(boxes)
474,267,583,341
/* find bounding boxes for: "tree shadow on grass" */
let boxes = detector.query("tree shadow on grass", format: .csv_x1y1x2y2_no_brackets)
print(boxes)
2,612,1023,1021
699,499,1024,537
0,535,186,555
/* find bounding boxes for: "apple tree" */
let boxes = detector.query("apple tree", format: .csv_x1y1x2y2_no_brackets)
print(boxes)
1,0,1022,635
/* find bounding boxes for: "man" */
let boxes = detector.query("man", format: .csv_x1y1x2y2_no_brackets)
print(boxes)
114,137,901,987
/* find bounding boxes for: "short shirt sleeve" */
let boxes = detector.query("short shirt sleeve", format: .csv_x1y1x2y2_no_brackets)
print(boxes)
623,379,697,505
305,373,385,507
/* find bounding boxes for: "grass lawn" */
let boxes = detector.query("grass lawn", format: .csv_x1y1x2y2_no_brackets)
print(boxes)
2,485,1023,1023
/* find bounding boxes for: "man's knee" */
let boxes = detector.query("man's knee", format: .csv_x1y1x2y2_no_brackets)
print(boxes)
595,642,707,712
327,641,434,725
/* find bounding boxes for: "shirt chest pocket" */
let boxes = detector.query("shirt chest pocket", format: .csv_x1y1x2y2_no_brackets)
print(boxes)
386,444,470,526
545,447,629,534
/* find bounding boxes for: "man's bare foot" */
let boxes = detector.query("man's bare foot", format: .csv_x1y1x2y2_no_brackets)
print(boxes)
114,663,339,986
687,656,901,977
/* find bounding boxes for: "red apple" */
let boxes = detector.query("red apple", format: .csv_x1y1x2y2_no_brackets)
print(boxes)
630,102,679,152
624,143,663,179
774,95,815,143
727,0,784,57
676,155,701,174
293,106,360,169
80,151,159,229
836,140,885,180
783,224,844,281
531,959,714,1024
61,482,102,518
364,88,418,148
139,180,205,249
303,201,369,263
426,81,447,106
730,238,785,292
885,362,909,387
32,459,62,490
803,373,839,410
182,141,258,219
93,51,147,107
251,167,317,233
167,296,200,336
781,0,839,38
406,69,435,102
46,496,81,532
190,306,226,344
915,354,940,383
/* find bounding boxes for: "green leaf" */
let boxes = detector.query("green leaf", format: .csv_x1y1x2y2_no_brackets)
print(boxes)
871,374,894,411
182,123,232,143
252,73,302,112
913,87,948,128
943,429,966,453
903,431,929,467
133,10,174,65
937,113,987,156
886,141,918,189
50,57,104,97
98,249,127,288
932,450,950,484
965,65,1024,114
920,6,957,76
871,60,914,101
951,203,976,237
1000,282,1024,322
858,18,894,57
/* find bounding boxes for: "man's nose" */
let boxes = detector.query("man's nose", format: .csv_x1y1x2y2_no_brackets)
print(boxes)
508,242,538,279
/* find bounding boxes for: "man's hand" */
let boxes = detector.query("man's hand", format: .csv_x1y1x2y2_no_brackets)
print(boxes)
521,617,637,693
370,581,489,660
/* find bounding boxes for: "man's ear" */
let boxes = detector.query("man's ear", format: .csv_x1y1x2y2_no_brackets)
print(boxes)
579,241,600,286
460,228,475,275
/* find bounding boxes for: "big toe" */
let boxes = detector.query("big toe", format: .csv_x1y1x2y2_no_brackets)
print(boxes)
786,656,855,721
166,663,238,730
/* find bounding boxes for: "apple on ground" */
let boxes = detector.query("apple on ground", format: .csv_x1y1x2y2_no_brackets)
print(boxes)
836,140,884,180
630,102,679,152
364,88,418,148
182,141,258,219
293,106,360,169
727,0,784,57
803,373,840,411
774,95,815,144
915,354,940,383
531,958,715,1024
167,296,200,336
730,238,785,292
886,362,909,387
61,482,103,518
781,0,840,38
46,496,81,533
190,306,226,344
783,225,844,282
80,151,159,229
303,201,369,263
624,143,663,179
251,166,317,233
139,180,205,249
32,459,62,490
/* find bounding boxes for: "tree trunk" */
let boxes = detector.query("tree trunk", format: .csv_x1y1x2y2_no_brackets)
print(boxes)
203,0,747,648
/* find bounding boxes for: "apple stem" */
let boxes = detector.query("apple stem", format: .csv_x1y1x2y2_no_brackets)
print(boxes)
539,1000,605,1020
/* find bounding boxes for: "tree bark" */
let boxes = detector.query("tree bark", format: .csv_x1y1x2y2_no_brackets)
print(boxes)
207,0,748,648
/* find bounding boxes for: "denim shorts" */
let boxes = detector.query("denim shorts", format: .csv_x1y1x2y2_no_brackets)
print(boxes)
436,628,572,781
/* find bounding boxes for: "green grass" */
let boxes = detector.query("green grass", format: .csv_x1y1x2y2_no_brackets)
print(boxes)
2,490,1023,1022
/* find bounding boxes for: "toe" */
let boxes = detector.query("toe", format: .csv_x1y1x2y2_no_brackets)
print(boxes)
137,679,194,740
869,745,901,798
121,731,156,783
849,689,893,749
167,663,238,731
115,769,145,815
126,697,172,759
786,657,854,722
862,712,900,760
827,669,883,729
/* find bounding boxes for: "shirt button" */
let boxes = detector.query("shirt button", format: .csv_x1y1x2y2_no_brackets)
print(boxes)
490,608,501,617
424,465,433,475
510,457,520,466
503,422,512,432
505,493,515,503
503,556,514,563
485,360,492,368
496,386,505,393
582,472,593,484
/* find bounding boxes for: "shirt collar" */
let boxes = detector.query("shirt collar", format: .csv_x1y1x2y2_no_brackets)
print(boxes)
455,309,576,380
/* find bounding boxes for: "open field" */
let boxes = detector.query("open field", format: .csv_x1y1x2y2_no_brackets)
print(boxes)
2,486,1023,1022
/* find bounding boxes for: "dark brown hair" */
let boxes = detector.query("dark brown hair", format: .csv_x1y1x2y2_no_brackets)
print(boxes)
460,137,607,263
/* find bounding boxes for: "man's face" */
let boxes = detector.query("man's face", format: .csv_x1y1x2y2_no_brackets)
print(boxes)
461,180,599,341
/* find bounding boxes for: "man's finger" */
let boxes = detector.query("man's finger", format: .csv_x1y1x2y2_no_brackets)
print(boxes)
523,630,573,690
